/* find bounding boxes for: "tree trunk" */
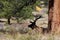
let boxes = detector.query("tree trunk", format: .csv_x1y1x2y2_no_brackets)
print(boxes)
48,7,53,32
51,0,60,34
48,0,54,32
7,17,11,25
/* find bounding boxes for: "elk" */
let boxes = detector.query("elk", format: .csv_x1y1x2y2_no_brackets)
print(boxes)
28,15,49,33
28,16,48,33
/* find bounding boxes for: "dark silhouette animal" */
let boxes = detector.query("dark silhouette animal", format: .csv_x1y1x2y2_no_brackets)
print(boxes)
28,16,49,34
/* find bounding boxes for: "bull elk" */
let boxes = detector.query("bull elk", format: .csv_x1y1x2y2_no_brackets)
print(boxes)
28,15,49,33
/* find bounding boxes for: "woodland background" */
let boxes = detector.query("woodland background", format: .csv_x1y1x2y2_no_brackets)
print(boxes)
0,0,60,40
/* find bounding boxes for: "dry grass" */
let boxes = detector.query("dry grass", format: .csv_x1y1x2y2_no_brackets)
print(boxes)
0,32,60,40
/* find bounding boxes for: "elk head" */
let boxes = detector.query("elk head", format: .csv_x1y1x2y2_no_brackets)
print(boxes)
28,16,43,29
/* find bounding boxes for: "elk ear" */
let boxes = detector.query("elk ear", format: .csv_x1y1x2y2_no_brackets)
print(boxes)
30,21,33,23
